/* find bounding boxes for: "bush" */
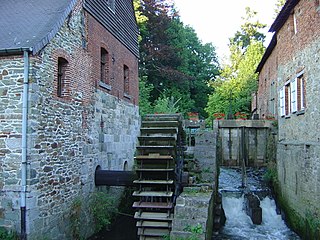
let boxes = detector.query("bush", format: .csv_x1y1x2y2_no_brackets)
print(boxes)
90,192,116,232
0,227,18,240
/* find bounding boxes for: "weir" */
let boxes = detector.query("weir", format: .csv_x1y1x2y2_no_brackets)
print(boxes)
218,167,300,239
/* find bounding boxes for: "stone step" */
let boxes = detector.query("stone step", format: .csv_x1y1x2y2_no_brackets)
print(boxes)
133,180,174,185
133,191,173,197
133,202,173,209
136,221,171,228
134,212,173,221
138,228,170,237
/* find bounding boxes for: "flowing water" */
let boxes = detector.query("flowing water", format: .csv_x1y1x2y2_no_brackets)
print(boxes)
217,167,300,240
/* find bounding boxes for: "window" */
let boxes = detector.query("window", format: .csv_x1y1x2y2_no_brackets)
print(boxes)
297,71,306,111
57,57,68,98
279,72,306,117
269,81,276,115
123,65,129,95
100,48,109,84
285,82,291,116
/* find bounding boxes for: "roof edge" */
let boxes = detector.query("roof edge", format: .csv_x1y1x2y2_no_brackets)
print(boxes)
269,0,299,32
0,47,33,56
256,34,277,73
32,0,78,55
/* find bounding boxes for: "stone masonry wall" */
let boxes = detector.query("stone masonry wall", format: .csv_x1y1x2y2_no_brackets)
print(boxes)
194,130,218,185
267,0,320,229
0,56,24,230
0,0,140,239
276,40,320,222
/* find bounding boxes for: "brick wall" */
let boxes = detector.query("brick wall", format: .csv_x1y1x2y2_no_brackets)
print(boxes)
256,48,278,119
256,0,320,233
86,12,139,105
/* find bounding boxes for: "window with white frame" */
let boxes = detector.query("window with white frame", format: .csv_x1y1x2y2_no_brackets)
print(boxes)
279,71,306,117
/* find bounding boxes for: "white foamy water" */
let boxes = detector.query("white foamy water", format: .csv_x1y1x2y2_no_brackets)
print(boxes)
218,168,300,240
220,195,300,239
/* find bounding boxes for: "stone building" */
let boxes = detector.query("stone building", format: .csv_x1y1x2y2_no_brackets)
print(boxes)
0,0,139,239
255,0,320,236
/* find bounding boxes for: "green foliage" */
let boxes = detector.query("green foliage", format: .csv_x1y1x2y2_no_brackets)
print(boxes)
133,0,148,42
206,8,266,120
162,224,203,240
0,227,18,240
90,192,116,232
139,76,154,116
183,223,203,235
137,0,219,118
230,7,266,50
263,163,278,183
154,95,180,114
274,0,286,15
69,198,82,239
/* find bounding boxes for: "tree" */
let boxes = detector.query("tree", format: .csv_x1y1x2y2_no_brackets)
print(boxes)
139,76,154,116
206,8,266,119
274,0,286,15
137,0,219,118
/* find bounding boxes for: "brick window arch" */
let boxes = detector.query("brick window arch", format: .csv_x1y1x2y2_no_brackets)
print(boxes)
57,57,69,98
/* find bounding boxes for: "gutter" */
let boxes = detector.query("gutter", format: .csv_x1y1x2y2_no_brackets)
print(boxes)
21,48,32,240
0,48,31,56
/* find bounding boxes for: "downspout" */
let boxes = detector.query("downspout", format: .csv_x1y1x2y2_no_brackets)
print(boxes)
21,49,30,240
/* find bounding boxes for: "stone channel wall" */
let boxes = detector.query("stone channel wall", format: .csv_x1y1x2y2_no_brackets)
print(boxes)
171,129,218,240
0,1,140,239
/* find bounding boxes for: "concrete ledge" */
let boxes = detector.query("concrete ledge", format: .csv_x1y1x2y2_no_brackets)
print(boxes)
217,119,274,128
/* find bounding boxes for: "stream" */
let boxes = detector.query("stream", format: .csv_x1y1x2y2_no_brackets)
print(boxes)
217,167,300,240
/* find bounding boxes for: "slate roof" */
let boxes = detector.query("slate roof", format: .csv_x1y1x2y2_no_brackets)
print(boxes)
270,0,299,32
256,0,299,72
0,0,77,55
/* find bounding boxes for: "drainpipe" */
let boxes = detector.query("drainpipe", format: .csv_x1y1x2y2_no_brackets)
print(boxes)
21,49,30,240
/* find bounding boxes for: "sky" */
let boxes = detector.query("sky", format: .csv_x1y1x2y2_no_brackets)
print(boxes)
173,0,279,61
